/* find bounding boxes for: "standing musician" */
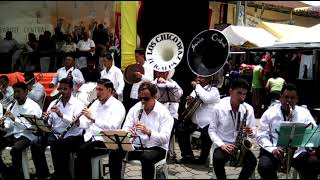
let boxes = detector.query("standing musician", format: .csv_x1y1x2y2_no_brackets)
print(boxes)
23,71,46,109
100,52,125,101
75,78,126,179
49,52,85,96
176,75,220,164
257,83,319,179
209,78,257,179
0,75,14,112
152,70,183,158
31,78,85,179
128,48,154,109
0,82,42,179
109,82,174,179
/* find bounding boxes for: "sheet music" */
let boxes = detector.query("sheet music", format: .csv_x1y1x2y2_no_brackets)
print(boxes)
101,130,135,151
19,114,51,133
157,86,180,103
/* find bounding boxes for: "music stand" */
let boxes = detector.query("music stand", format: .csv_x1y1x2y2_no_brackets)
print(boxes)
276,122,306,178
156,85,180,103
19,114,51,136
100,130,135,152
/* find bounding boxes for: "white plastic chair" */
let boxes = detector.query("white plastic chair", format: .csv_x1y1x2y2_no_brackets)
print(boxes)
120,150,169,179
91,153,109,179
4,146,30,179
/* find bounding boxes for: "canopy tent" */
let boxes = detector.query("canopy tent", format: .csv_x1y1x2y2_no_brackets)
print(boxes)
257,21,307,40
278,24,320,44
221,25,278,48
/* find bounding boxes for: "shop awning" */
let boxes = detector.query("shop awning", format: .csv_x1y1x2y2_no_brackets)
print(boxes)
221,25,278,48
257,21,307,40
278,24,320,44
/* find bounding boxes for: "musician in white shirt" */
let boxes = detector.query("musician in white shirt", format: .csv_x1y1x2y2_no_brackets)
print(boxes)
176,75,220,164
109,82,174,179
0,75,14,111
128,48,154,109
49,53,85,95
31,78,85,179
209,78,257,179
0,82,42,179
257,83,319,179
100,53,125,101
75,78,125,179
23,71,45,109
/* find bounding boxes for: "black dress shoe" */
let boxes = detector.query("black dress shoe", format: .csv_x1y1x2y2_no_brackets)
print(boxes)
177,157,195,164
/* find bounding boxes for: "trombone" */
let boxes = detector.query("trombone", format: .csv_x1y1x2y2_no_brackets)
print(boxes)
25,73,43,85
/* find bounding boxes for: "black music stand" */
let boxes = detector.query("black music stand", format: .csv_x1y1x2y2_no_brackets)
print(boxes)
101,130,135,152
156,85,180,103
19,114,51,136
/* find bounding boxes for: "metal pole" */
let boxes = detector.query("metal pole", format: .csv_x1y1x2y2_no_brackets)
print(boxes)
235,1,241,25
244,1,247,26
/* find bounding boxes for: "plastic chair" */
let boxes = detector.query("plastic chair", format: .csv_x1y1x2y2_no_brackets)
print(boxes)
91,153,109,179
120,150,169,179
4,146,30,179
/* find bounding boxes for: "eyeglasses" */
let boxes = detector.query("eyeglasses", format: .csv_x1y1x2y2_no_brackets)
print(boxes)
138,96,151,102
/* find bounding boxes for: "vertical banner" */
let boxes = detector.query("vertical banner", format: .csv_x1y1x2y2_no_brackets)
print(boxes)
120,1,138,70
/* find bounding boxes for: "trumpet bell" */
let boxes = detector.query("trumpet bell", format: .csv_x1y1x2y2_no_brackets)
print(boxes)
187,29,229,77
124,64,145,84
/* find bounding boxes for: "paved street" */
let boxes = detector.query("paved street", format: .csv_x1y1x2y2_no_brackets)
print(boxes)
2,137,297,179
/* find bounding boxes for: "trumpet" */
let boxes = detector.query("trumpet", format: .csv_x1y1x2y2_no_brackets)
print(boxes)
25,73,43,85
0,100,17,128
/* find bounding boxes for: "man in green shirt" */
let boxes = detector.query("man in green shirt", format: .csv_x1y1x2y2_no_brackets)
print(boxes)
251,60,267,118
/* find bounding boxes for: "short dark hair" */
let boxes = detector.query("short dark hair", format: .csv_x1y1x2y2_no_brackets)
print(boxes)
135,48,145,55
97,79,114,90
281,83,297,95
64,52,75,60
0,75,9,82
13,82,28,91
229,78,250,91
59,78,73,89
102,52,113,60
138,81,158,97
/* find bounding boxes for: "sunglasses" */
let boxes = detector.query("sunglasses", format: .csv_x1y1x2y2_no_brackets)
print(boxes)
138,96,151,102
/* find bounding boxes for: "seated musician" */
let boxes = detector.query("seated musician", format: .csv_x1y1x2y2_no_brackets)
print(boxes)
176,75,220,164
23,71,46,109
49,52,85,96
80,55,101,83
0,75,14,112
109,82,174,179
0,82,42,179
257,83,319,179
100,52,125,101
30,78,85,179
209,78,257,179
75,79,126,179
152,69,183,158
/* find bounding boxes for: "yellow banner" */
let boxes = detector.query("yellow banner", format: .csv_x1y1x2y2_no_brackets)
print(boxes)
121,1,138,70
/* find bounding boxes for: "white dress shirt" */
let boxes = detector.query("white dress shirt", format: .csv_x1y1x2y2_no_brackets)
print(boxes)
0,86,14,109
79,96,126,142
100,65,125,101
47,96,85,139
208,97,256,147
190,84,220,128
27,82,45,109
0,103,3,117
3,98,42,141
256,103,317,158
51,66,85,95
122,101,174,151
152,78,183,119
76,39,96,51
130,63,154,99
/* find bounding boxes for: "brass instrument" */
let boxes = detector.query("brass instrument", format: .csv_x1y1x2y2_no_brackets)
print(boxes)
0,100,17,129
25,73,43,84
229,102,253,167
59,97,97,139
124,63,145,84
180,95,202,121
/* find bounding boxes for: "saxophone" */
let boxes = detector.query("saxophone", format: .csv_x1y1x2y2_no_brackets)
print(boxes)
229,102,253,167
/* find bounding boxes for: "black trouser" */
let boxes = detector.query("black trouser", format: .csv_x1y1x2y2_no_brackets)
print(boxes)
75,140,109,180
109,146,166,179
0,135,30,177
258,148,320,179
176,122,212,161
213,147,257,179
50,135,84,179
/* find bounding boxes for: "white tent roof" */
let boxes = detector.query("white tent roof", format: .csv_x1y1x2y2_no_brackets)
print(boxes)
278,24,320,44
221,25,278,48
